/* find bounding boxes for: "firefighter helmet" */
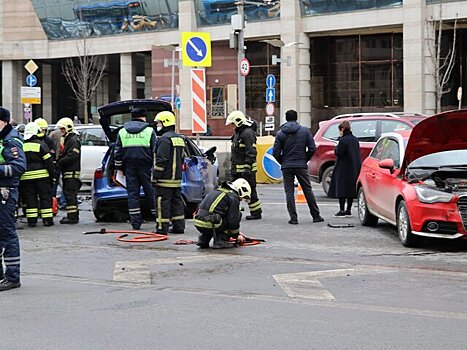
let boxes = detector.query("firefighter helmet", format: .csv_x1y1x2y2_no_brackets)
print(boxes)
154,111,176,127
229,178,252,202
226,110,247,127
24,122,41,140
34,118,48,130
56,117,75,134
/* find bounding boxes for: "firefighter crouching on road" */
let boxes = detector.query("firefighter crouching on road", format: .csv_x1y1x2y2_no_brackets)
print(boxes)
0,107,26,291
56,117,81,224
35,118,56,161
152,111,185,235
194,178,251,249
20,122,56,227
226,110,262,220
114,108,157,230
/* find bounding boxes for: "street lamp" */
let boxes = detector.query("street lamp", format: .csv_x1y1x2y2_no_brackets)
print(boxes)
159,45,181,110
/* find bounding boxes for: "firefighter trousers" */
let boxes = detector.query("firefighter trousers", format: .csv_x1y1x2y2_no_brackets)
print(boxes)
154,186,185,234
0,187,21,283
233,171,262,215
126,165,155,230
63,178,81,220
20,178,53,224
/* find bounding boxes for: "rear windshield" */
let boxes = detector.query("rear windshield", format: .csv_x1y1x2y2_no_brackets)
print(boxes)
110,111,160,126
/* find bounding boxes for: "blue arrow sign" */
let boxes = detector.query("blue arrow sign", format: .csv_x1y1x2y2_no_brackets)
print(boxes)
26,74,37,87
186,37,208,63
175,97,181,110
266,74,276,88
266,88,275,103
262,146,282,180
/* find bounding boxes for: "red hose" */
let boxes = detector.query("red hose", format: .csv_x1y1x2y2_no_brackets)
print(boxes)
84,229,168,243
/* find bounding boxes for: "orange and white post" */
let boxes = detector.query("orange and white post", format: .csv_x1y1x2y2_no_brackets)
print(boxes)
191,68,207,134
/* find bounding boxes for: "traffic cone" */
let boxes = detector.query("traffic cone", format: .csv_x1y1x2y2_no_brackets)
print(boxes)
295,184,306,204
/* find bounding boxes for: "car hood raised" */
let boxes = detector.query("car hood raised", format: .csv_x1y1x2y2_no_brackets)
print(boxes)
98,99,172,143
401,110,467,172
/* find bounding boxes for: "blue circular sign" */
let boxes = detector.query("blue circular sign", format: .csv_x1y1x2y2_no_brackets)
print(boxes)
175,97,182,110
266,74,276,88
262,146,282,180
26,74,37,87
186,37,207,63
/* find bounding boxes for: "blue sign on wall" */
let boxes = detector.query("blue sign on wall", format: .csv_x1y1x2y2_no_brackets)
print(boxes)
266,88,275,103
26,74,37,87
266,74,276,88
262,146,282,181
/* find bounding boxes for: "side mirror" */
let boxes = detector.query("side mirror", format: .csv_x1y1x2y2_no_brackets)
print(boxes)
203,146,217,164
379,158,395,174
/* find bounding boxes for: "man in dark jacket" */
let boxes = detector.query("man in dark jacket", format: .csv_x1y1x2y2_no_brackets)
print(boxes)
152,111,185,235
56,117,81,224
0,107,26,291
20,122,56,227
226,110,262,220
273,109,324,225
114,108,156,230
194,178,251,249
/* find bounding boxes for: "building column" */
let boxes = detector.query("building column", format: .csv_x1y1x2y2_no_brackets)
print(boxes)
144,54,152,99
403,0,430,114
42,63,52,123
280,0,311,127
2,60,21,123
120,53,136,100
178,0,196,131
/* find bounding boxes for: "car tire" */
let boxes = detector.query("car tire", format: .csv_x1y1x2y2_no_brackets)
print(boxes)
321,166,334,195
397,200,422,247
184,202,198,219
357,187,378,227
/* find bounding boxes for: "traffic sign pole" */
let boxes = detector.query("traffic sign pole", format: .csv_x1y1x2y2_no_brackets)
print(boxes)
237,3,246,113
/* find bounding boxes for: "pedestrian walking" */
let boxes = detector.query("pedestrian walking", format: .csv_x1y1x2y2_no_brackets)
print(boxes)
327,121,362,217
20,122,56,227
114,108,156,230
226,110,262,220
152,111,185,235
0,107,26,291
272,109,324,224
56,117,81,224
194,178,251,249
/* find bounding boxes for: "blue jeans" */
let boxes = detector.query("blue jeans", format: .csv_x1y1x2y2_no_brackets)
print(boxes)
0,187,21,282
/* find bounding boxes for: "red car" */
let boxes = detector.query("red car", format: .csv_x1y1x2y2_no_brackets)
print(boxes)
308,114,422,193
357,110,467,247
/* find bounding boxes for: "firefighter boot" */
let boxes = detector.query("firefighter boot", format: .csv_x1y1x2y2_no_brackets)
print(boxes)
60,214,79,224
212,231,236,249
27,219,37,228
43,218,54,227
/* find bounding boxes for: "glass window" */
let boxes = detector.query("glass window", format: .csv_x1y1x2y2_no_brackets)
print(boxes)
350,120,377,142
210,86,225,117
380,120,411,134
323,122,340,140
80,128,109,146
380,138,400,168
301,0,402,16
370,139,386,160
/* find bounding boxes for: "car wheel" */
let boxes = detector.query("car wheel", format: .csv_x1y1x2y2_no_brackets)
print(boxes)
184,202,198,219
321,166,334,195
397,200,422,247
357,187,378,227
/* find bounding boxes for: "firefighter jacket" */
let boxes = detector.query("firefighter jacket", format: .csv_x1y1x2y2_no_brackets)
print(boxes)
152,130,184,188
58,132,81,179
114,120,156,168
0,124,26,187
37,134,56,161
20,136,55,181
231,125,257,174
194,185,241,234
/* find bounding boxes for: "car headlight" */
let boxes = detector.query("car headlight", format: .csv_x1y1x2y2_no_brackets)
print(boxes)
414,186,454,204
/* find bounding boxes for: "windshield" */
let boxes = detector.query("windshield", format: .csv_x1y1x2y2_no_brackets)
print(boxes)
408,150,467,169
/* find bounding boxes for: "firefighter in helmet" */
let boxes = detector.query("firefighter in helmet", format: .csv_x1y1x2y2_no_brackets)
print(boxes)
56,117,81,224
226,110,262,220
152,111,185,235
34,118,56,161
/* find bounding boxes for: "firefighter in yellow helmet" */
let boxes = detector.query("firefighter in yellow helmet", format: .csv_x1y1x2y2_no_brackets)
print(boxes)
34,118,56,161
56,117,81,224
152,111,185,235
226,110,262,220
20,122,56,227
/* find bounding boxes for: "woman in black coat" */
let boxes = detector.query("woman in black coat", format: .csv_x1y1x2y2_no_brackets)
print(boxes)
327,121,362,217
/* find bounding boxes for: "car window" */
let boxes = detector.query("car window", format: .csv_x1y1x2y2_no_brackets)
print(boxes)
350,120,377,142
185,138,202,157
80,128,109,146
370,138,386,160
380,120,411,134
380,138,400,168
323,122,340,140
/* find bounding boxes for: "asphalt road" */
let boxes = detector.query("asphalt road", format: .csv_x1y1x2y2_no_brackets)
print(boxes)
2,184,467,350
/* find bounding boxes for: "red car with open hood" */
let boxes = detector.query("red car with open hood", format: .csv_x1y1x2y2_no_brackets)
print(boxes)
357,110,467,247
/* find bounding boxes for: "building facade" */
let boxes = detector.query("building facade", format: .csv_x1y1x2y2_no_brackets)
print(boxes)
0,0,466,134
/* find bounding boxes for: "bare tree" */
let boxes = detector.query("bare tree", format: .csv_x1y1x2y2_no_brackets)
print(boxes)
62,35,106,124
427,3,458,113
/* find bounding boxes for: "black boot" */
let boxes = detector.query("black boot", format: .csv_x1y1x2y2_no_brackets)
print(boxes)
0,279,21,291
27,219,37,228
212,231,236,249
245,213,262,220
43,218,54,227
60,216,79,224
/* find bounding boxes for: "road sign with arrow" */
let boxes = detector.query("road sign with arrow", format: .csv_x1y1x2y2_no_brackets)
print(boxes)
266,88,275,103
181,32,212,67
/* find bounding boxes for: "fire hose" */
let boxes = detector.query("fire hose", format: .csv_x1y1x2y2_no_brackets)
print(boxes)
83,228,168,243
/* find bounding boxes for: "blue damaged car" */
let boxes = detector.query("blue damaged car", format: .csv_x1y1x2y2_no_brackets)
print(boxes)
91,99,218,221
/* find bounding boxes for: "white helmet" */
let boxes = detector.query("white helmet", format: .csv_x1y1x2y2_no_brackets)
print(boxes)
226,110,251,127
24,122,41,140
56,117,75,134
228,178,252,202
